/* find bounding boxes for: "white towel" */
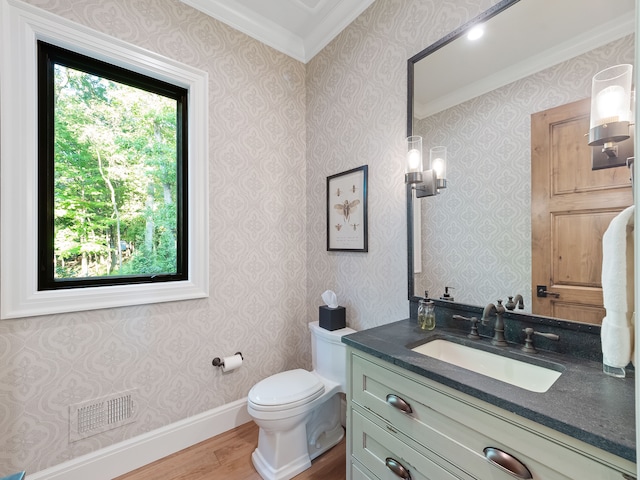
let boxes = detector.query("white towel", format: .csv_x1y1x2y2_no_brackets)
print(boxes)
601,205,635,368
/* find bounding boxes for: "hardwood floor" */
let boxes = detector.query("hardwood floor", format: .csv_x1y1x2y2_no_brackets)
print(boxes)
114,421,347,480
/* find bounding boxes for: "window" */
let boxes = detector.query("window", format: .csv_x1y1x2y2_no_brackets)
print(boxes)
38,42,188,289
1,1,209,319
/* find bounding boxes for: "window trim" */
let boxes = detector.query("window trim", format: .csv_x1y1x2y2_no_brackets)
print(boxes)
1,0,209,319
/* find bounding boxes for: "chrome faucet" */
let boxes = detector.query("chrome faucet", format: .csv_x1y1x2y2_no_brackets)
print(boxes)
482,300,507,346
505,294,524,311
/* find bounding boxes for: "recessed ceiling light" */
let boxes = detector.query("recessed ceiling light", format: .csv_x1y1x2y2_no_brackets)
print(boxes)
467,25,484,41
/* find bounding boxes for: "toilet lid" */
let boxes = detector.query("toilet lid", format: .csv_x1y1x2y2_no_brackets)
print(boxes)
248,369,324,411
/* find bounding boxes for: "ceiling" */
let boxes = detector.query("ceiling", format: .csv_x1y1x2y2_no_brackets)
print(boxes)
179,0,376,63
413,0,636,118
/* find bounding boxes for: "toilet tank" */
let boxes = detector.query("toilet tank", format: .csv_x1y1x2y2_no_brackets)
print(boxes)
309,321,356,390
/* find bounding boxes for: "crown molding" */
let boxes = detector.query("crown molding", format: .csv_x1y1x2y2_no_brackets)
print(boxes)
180,0,374,63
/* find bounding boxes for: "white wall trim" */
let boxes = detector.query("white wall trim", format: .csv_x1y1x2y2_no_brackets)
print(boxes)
28,398,252,480
179,0,374,63
180,0,305,62
301,0,374,62
0,0,210,319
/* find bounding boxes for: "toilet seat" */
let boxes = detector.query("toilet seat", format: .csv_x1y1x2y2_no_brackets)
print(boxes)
248,369,324,412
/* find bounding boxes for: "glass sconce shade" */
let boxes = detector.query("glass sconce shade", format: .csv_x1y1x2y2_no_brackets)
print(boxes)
589,64,633,146
405,135,423,184
407,139,448,197
430,146,447,188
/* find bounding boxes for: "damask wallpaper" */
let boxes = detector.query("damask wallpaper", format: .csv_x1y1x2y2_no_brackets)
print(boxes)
1,0,308,473
304,0,497,331
414,35,634,308
0,0,508,474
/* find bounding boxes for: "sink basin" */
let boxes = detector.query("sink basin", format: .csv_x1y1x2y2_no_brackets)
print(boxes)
411,339,562,393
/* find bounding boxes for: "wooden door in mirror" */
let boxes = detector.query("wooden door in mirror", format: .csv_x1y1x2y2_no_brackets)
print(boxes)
531,98,633,324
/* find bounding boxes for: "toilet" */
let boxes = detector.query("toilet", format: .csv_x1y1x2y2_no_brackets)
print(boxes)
247,321,356,480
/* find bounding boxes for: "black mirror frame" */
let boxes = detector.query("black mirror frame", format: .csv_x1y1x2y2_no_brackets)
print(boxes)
406,0,521,302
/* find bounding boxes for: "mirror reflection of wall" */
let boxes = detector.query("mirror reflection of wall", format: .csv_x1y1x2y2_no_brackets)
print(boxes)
410,0,635,323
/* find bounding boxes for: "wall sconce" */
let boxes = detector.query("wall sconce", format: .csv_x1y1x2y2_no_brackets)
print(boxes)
430,146,448,190
588,64,634,170
405,135,424,184
404,136,447,198
414,145,447,198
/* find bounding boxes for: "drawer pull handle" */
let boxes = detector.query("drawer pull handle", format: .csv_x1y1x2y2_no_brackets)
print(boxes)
385,457,412,479
386,394,413,414
484,447,532,479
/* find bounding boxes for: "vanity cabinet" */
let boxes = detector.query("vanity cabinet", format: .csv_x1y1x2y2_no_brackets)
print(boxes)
346,348,636,480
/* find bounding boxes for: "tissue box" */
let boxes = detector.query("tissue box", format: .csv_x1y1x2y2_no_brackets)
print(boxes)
319,305,346,330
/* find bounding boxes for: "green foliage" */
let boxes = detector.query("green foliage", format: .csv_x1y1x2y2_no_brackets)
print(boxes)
53,65,179,279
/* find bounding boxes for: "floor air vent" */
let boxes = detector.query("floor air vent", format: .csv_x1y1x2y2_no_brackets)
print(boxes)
69,388,138,442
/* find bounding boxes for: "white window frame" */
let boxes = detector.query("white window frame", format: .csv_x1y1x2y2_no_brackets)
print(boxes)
0,0,209,319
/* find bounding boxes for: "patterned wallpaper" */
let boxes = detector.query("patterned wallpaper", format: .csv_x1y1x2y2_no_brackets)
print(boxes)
0,0,308,473
414,35,635,309
0,0,509,474
305,0,498,331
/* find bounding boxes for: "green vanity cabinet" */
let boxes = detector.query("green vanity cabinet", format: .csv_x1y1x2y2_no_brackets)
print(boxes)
346,348,636,480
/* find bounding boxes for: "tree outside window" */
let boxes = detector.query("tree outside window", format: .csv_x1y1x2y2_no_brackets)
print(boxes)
38,42,188,290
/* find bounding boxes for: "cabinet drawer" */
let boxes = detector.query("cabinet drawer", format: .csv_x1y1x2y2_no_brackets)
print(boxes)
350,350,634,480
351,409,468,480
351,458,378,480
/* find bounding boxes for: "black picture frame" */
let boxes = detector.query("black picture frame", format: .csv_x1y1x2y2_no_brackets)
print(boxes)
326,165,368,252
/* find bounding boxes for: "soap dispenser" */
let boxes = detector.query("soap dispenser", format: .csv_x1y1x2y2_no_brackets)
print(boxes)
440,286,454,302
418,298,436,331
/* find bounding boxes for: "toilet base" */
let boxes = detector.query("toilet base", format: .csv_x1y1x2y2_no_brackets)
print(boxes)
251,427,344,480
252,446,310,480
309,424,344,461
250,394,344,480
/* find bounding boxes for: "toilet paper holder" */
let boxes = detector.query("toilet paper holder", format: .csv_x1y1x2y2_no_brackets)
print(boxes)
212,352,243,368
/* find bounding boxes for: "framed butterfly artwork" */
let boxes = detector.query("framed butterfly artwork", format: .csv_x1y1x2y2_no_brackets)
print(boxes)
326,165,368,252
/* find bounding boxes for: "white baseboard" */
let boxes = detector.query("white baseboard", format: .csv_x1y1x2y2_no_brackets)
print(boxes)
28,397,252,480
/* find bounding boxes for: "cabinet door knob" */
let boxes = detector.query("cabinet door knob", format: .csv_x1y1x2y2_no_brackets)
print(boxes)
385,457,412,479
484,447,532,479
386,394,413,414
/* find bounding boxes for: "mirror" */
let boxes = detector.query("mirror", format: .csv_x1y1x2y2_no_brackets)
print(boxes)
408,0,635,322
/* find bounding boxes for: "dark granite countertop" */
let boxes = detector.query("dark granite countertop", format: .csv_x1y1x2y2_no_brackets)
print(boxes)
342,318,636,463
